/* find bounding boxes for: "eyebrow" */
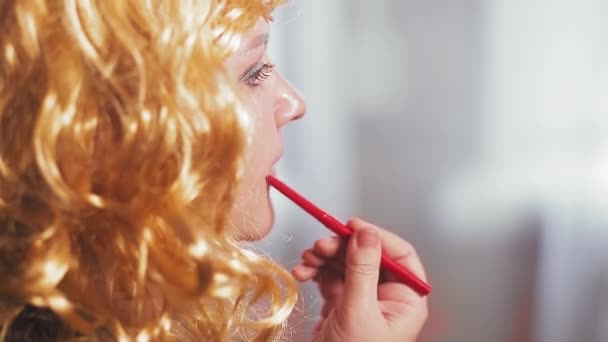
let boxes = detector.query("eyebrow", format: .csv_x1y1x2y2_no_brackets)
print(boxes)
238,33,269,55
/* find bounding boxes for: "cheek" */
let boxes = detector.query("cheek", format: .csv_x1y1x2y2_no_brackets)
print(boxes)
228,87,280,240
244,96,278,171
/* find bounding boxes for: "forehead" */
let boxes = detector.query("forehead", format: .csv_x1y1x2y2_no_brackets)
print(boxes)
234,18,269,56
243,18,269,41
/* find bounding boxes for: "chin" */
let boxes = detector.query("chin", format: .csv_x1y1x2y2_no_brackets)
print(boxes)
230,191,275,241
249,196,275,240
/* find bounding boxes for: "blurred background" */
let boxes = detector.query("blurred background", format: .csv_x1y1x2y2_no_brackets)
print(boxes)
255,1,608,341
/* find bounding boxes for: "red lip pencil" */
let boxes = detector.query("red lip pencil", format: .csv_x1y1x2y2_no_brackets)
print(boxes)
267,175,431,296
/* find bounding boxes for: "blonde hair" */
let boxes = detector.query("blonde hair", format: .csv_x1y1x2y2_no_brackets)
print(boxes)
0,0,295,340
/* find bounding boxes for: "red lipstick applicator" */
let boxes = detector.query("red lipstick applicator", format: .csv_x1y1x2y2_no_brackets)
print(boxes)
267,175,431,296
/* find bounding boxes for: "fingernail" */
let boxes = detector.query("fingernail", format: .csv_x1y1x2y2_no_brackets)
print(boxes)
357,228,379,248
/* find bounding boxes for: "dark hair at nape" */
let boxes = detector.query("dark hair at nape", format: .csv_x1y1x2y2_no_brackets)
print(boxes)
5,305,65,342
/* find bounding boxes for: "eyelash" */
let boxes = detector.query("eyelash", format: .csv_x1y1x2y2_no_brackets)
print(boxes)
244,63,275,87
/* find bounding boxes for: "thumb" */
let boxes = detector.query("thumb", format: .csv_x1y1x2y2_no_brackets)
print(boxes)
342,227,382,314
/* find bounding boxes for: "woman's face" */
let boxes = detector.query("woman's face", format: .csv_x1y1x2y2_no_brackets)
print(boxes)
225,18,306,240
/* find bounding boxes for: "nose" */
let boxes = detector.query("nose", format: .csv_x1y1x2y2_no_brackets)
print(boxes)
274,72,307,128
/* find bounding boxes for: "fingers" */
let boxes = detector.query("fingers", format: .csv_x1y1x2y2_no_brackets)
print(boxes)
291,264,318,281
321,301,334,318
302,249,325,267
377,282,423,305
345,218,428,325
313,236,342,258
293,218,427,301
291,251,345,282
316,270,345,304
347,217,427,282
294,218,429,340
378,283,428,333
292,236,345,282
341,227,382,315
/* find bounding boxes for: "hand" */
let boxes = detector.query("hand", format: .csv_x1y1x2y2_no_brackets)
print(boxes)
292,218,428,342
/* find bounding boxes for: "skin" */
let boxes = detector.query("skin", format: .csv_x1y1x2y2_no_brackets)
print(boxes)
226,18,306,241
227,19,428,342
292,218,428,342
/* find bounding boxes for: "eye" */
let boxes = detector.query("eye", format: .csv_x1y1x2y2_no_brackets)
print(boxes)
242,62,275,87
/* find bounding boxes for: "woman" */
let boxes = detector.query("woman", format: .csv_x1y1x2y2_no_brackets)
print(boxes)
0,0,427,340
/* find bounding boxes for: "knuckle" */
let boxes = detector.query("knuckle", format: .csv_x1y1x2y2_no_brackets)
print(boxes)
302,249,312,258
346,263,378,278
314,239,325,250
346,216,365,228
403,241,416,255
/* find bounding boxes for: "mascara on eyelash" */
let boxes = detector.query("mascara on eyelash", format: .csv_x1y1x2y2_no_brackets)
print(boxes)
256,63,275,79
241,62,266,80
243,64,275,87
241,62,263,81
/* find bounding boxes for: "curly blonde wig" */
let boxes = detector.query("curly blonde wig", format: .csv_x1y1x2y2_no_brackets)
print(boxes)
0,0,295,340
